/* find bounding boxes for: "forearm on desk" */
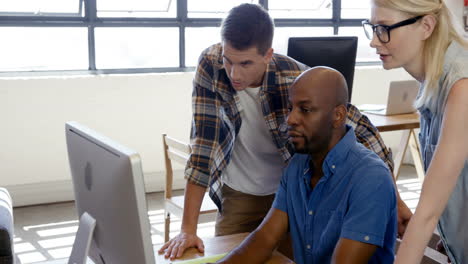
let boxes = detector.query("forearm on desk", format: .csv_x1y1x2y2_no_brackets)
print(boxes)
181,181,207,234
217,230,277,264
217,209,288,264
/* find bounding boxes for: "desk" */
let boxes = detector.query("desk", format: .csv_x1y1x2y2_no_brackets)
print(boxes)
36,233,293,264
365,112,424,182
156,233,294,264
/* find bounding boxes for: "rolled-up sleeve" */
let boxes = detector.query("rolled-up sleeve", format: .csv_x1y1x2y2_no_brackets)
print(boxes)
272,168,290,214
184,50,222,188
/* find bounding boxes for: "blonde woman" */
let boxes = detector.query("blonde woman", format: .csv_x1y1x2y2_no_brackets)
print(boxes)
362,0,468,263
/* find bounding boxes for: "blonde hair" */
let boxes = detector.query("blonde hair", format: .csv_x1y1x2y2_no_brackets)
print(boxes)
374,0,468,111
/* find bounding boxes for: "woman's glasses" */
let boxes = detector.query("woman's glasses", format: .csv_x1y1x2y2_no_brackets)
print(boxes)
362,16,424,43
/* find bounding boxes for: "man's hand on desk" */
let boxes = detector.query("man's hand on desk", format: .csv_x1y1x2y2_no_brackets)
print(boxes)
158,232,205,260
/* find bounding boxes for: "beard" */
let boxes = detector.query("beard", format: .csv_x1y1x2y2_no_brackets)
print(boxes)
292,135,311,154
293,132,332,156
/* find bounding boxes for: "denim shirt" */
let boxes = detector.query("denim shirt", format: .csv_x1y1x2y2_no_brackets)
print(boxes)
273,125,396,264
418,41,468,264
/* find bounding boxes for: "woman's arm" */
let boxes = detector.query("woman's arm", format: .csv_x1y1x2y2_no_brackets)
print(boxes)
395,79,468,263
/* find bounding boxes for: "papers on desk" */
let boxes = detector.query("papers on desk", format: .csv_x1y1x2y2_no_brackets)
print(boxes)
170,253,227,264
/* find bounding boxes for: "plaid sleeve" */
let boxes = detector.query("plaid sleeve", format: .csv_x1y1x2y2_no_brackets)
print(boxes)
346,104,394,172
184,49,222,188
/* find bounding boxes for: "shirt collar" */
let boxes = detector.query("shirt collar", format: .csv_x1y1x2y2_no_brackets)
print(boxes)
301,125,355,181
322,124,355,176
263,59,279,94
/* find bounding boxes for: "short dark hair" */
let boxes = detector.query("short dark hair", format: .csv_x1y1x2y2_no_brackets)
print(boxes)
221,4,274,55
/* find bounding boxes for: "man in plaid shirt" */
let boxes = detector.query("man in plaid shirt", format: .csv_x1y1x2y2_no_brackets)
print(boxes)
159,3,411,260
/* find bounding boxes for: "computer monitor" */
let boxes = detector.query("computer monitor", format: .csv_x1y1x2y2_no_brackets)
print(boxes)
65,121,155,264
287,36,358,101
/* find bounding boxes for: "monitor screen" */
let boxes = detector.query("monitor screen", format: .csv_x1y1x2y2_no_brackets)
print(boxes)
287,36,358,101
66,121,155,264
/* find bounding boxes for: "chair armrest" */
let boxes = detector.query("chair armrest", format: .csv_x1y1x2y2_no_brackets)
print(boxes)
0,188,14,264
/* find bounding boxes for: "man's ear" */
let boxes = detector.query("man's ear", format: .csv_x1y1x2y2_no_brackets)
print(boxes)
263,48,274,63
333,104,347,128
420,14,437,40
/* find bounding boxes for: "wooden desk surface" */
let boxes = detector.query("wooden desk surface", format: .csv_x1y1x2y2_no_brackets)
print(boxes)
156,233,294,264
364,112,420,132
35,233,293,264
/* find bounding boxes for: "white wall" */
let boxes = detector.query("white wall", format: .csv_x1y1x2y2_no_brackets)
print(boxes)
446,0,468,39
446,0,464,31
1,67,414,206
1,73,194,206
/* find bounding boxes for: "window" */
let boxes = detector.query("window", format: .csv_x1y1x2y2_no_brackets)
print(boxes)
0,27,88,71
0,0,83,16
187,0,257,18
0,0,376,74
95,28,179,68
341,0,370,19
185,27,221,67
268,0,332,19
338,27,379,62
97,0,176,18
273,27,334,55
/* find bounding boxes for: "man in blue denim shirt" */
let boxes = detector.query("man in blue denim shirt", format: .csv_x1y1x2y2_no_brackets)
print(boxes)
217,67,396,264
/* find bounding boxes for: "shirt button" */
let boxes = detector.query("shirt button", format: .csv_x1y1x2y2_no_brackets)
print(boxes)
307,244,311,249
332,165,336,169
364,236,370,241
308,210,313,215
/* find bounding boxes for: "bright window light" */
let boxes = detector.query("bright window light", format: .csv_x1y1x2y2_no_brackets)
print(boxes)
273,27,334,55
185,27,221,67
36,226,78,237
17,252,47,264
97,0,176,18
338,27,379,62
269,0,332,18
0,0,81,15
95,27,179,69
47,247,73,259
341,0,371,19
188,0,257,18
0,27,88,71
14,242,36,254
37,236,75,249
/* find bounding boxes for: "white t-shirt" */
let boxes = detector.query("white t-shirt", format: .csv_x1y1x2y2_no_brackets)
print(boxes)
221,87,285,195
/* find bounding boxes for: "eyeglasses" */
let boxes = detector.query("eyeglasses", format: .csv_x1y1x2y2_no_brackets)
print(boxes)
362,15,424,43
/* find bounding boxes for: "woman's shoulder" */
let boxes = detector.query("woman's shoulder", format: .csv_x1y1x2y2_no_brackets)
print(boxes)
444,41,468,74
440,42,468,97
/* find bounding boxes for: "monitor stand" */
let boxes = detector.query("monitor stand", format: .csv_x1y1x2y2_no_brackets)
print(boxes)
68,212,96,264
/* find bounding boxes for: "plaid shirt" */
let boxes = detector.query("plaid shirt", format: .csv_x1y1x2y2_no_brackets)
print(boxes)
185,43,393,211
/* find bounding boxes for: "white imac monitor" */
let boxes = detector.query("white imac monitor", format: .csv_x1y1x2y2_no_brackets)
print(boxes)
65,121,155,264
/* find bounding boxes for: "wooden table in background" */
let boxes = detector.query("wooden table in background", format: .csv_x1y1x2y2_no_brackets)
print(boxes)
156,233,294,264
365,112,424,182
